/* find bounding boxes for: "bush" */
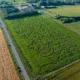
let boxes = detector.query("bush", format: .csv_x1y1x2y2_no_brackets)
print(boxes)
5,11,40,19
55,14,62,19
60,17,76,23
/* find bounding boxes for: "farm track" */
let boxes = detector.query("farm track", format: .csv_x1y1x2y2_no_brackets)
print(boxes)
0,28,20,80
0,18,30,80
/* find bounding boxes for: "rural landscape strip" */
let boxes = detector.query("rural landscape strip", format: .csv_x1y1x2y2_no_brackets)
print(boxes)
0,28,19,80
0,0,80,80
0,18,30,80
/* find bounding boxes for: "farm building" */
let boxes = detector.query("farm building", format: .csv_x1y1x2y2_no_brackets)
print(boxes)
17,6,35,12
22,6,35,11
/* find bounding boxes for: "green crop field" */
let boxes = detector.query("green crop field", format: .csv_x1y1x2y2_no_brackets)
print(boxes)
5,15,80,79
50,60,80,80
43,5,80,80
48,5,80,17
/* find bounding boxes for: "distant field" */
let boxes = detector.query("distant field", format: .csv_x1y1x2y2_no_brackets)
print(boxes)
0,0,25,2
5,15,80,79
50,60,80,80
48,5,80,17
47,5,80,34
66,21,80,35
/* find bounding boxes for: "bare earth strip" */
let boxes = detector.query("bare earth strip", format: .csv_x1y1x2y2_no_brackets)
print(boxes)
0,28,20,80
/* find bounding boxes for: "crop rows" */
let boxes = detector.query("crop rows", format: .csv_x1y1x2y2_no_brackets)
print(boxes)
5,16,80,75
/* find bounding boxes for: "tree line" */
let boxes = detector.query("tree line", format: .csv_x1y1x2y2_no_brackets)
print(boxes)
28,0,80,6
55,15,80,23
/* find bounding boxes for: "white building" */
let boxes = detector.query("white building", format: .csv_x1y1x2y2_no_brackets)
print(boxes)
17,6,35,12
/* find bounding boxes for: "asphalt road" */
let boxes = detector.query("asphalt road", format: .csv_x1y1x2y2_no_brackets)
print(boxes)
0,18,30,80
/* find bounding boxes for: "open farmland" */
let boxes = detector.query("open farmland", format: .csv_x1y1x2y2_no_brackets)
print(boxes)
50,60,80,80
46,5,80,35
0,28,20,80
47,5,80,17
66,21,80,35
44,5,80,80
5,15,80,79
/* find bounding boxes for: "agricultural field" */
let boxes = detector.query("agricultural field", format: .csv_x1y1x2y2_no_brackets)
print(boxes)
0,28,20,80
46,5,80,34
50,60,80,80
43,5,80,80
66,21,80,35
5,15,80,79
47,5,80,17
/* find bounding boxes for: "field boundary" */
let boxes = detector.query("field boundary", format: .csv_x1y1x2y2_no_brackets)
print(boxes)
0,28,20,80
1,27,24,80
3,20,38,80
42,59,80,80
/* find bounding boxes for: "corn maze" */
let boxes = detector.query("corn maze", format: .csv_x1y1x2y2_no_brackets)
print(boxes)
5,16,80,75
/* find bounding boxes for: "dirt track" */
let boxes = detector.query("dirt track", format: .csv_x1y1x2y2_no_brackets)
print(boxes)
0,28,20,80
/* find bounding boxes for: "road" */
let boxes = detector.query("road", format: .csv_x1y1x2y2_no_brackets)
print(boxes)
0,18,30,80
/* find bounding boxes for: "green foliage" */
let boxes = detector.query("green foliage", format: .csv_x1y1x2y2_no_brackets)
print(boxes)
5,16,80,75
0,0,25,2
2,6,19,14
59,17,75,23
5,11,40,19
